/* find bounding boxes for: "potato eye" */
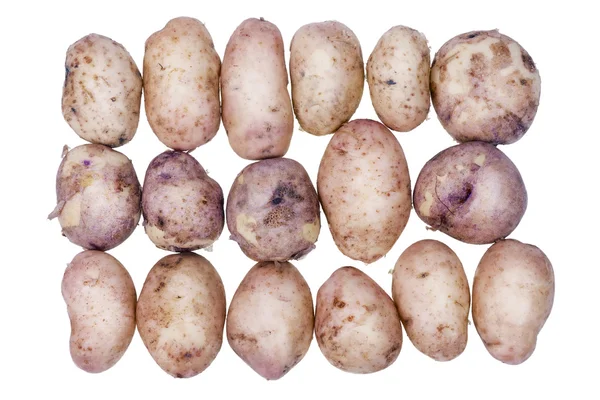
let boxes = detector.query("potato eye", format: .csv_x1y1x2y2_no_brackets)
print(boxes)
272,197,283,205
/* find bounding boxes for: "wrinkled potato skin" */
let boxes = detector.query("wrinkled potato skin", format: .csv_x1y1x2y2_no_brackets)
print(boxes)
413,141,527,244
144,17,221,151
137,253,226,378
226,158,320,262
62,34,142,147
227,261,314,380
51,144,141,250
367,26,430,132
431,30,541,144
62,250,136,373
392,240,470,361
473,239,554,365
315,267,403,374
142,151,224,252
222,18,293,160
317,119,411,263
290,21,364,135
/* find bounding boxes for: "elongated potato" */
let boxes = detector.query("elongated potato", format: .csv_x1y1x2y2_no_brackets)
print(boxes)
317,119,411,263
144,17,221,151
222,18,293,159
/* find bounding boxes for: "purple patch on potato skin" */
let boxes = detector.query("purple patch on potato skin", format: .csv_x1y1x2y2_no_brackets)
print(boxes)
83,160,91,166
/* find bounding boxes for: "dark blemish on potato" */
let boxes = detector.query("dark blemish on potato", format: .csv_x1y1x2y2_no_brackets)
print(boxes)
272,197,283,205
83,160,91,166
437,324,450,333
118,135,127,145
300,70,305,77
468,53,486,80
87,242,100,250
345,315,355,322
490,41,512,68
332,297,346,308
111,97,117,102
384,343,401,362
466,32,480,39
71,107,77,114
418,272,430,278
230,333,258,344
271,106,280,112
521,51,536,72
183,352,192,358
158,63,166,71
159,172,172,179
64,66,70,86
84,56,92,64
362,304,376,312
273,182,304,201
157,217,165,227
154,281,166,292
176,373,183,378
520,79,527,85
404,317,413,327
386,79,396,85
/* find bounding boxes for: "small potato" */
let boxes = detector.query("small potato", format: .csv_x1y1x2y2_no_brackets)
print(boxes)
413,141,527,244
142,151,224,252
62,34,142,147
473,239,554,365
62,250,136,373
144,17,221,151
392,239,470,361
367,26,430,132
226,158,320,262
315,267,402,373
430,30,541,144
137,253,226,378
49,144,141,250
221,18,293,159
290,21,364,135
227,261,314,380
317,119,411,263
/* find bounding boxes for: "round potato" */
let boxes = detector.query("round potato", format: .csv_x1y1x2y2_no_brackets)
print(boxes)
392,239,470,361
49,144,141,250
137,253,226,378
62,250,136,373
367,25,430,132
430,30,541,144
290,21,364,135
413,141,527,244
227,261,314,380
317,119,411,263
62,34,142,147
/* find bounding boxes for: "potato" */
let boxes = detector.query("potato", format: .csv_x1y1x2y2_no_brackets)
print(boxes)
473,239,554,364
317,119,411,263
221,18,293,160
136,253,226,378
62,34,142,147
315,266,402,373
144,17,221,151
141,151,224,252
49,144,141,250
367,26,430,132
226,158,320,261
290,21,364,135
61,250,136,373
392,239,470,361
227,261,314,380
413,141,527,244
430,30,541,144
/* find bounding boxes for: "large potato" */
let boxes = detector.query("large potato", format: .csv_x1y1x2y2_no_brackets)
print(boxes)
392,239,470,361
61,250,136,373
315,267,402,373
144,17,221,151
62,34,142,147
473,239,554,365
227,261,314,380
413,141,527,244
142,151,224,252
367,26,430,132
226,158,320,261
317,119,411,263
137,253,226,378
49,144,141,250
221,18,293,160
290,21,364,135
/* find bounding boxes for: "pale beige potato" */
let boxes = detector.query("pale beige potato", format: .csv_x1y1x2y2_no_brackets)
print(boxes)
144,17,221,151
222,18,293,159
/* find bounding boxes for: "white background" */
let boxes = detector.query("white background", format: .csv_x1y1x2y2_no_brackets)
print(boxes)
2,0,597,398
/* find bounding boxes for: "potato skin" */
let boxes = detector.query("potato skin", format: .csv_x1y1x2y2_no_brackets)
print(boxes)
430,30,541,144
367,26,430,132
392,240,470,361
227,261,314,380
290,21,364,136
473,239,554,365
144,17,221,151
317,119,411,263
50,144,141,250
136,253,226,378
315,267,403,373
62,34,142,147
413,141,527,244
61,250,136,373
226,158,320,262
222,18,293,160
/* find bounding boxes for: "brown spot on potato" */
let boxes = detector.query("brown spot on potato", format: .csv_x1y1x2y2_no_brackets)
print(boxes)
418,272,430,278
490,41,512,69
333,297,346,308
154,281,166,292
468,53,487,80
521,50,536,72
230,333,258,344
84,56,92,64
